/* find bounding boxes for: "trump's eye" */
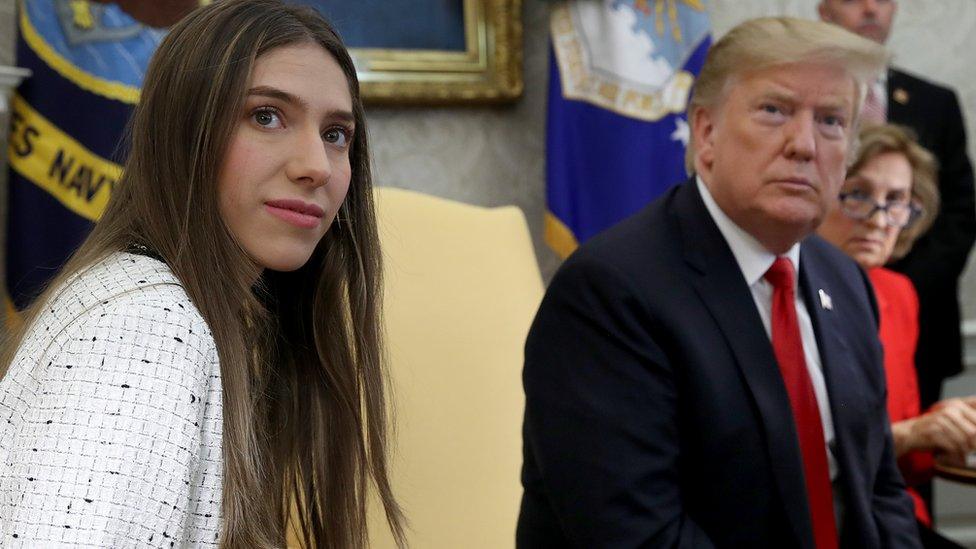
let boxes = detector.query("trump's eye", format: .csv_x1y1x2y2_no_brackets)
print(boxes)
820,114,845,127
817,113,848,138
755,102,789,124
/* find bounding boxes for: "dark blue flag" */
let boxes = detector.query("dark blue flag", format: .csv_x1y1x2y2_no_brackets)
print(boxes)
545,0,711,257
6,0,169,321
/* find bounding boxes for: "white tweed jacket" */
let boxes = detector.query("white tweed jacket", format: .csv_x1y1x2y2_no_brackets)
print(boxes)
0,252,223,547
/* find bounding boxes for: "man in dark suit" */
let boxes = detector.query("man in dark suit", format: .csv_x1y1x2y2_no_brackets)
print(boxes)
819,0,976,410
518,17,921,548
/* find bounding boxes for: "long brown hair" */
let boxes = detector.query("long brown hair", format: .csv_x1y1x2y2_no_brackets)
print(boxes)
0,1,403,546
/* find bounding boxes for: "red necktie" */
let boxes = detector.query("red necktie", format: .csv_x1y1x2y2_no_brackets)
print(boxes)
764,257,838,549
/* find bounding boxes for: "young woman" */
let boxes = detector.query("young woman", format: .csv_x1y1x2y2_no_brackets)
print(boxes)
0,1,403,547
818,124,976,547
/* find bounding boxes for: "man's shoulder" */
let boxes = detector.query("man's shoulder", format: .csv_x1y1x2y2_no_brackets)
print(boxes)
563,183,686,276
801,235,867,286
802,234,857,267
889,66,957,100
801,235,880,324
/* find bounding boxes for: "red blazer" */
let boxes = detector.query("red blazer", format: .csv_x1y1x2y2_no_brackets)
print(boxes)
869,267,935,526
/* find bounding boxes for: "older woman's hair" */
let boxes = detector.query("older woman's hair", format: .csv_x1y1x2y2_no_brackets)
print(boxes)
850,124,940,261
686,17,888,174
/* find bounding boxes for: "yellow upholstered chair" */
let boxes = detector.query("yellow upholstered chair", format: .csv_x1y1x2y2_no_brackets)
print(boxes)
287,187,544,548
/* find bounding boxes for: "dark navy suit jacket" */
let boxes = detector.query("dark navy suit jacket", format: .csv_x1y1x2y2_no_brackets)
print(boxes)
518,180,921,548
886,67,976,407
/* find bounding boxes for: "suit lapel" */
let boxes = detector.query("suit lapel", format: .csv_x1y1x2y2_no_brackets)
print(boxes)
673,182,815,549
886,69,910,125
798,244,872,540
798,245,870,452
798,245,852,392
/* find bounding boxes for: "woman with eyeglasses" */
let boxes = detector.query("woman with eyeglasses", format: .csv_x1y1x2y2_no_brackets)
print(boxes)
818,124,976,547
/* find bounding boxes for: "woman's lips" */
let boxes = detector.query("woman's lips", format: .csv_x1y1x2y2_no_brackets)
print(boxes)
264,199,324,229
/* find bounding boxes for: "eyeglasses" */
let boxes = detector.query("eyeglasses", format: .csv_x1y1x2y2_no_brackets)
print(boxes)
837,192,922,228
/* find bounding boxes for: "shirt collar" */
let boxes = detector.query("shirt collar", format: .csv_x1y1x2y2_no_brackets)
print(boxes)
873,73,888,101
877,70,888,88
696,175,801,287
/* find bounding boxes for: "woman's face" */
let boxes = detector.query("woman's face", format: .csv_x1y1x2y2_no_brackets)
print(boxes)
817,151,913,269
218,42,354,272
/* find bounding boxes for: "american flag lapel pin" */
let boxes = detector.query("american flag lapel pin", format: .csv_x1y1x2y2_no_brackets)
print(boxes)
818,289,833,311
893,88,910,105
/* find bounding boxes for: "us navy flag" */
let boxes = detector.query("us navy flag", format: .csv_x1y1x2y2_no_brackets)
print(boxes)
6,1,168,320
545,0,711,257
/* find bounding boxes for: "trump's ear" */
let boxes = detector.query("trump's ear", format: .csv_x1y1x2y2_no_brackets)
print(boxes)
691,105,716,176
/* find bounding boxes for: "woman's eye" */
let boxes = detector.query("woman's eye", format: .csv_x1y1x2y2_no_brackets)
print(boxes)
323,127,351,148
252,108,283,129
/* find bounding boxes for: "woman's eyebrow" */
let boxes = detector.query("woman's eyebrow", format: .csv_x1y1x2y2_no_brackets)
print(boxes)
247,85,308,111
247,85,354,124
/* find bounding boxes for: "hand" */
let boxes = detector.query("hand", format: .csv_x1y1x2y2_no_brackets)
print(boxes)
902,397,976,457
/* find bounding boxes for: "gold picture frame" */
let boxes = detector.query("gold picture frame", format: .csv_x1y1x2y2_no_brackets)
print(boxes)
351,0,523,105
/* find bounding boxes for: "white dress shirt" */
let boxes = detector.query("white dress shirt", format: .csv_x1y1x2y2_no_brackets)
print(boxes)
873,72,889,118
696,177,844,524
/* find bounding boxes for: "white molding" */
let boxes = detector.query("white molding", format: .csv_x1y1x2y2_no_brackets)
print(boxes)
0,65,30,114
938,328,976,543
962,320,976,336
936,517,976,548
963,320,976,371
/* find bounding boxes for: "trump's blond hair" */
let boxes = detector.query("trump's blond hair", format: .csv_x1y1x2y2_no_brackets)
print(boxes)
686,17,888,174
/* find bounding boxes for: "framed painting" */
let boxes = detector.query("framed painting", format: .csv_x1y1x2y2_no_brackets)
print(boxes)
291,0,523,105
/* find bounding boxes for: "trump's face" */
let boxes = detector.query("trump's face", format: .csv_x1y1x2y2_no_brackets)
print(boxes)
692,62,857,254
